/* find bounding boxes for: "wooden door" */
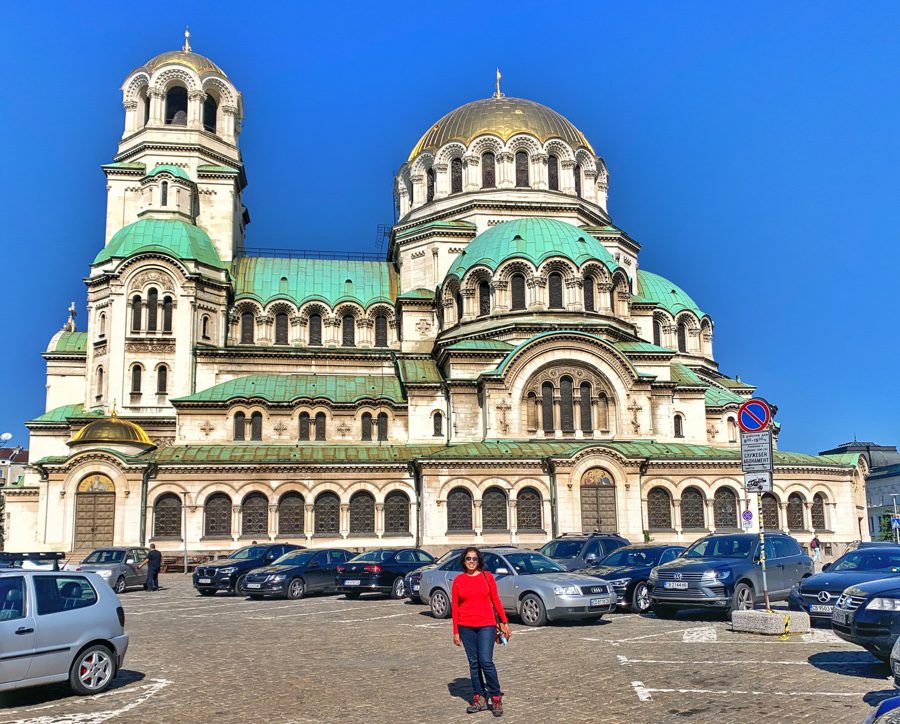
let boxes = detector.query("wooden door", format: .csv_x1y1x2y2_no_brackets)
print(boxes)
580,469,618,533
74,493,115,549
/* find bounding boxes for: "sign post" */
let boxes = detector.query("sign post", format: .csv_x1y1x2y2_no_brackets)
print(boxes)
739,398,774,611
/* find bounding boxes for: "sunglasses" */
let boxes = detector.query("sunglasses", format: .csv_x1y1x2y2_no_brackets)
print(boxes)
464,556,479,562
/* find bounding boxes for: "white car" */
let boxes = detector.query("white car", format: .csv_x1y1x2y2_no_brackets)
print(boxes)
0,570,129,695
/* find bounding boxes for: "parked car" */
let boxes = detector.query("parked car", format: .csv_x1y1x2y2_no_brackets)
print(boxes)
0,570,128,695
243,548,352,600
648,533,813,619
66,547,149,594
419,546,616,627
789,546,900,621
866,695,900,724
193,543,304,596
892,635,900,688
831,576,900,662
404,548,463,604
582,543,686,613
0,552,65,571
540,533,630,571
336,548,435,599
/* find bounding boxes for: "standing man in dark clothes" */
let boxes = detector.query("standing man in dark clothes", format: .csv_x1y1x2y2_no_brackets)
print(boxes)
139,543,163,592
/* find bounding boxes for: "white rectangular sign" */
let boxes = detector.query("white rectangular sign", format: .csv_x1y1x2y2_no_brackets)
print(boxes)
741,430,773,472
744,471,772,493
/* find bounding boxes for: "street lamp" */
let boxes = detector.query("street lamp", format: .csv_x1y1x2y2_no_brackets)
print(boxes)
890,493,899,545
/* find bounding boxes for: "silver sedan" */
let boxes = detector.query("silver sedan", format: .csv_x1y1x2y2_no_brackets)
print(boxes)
420,547,615,626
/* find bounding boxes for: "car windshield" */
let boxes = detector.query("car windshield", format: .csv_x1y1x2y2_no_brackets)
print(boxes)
540,540,584,559
273,552,315,566
350,550,396,562
434,549,462,566
82,550,125,564
228,546,269,560
684,537,754,559
503,552,566,575
830,550,900,573
599,548,664,567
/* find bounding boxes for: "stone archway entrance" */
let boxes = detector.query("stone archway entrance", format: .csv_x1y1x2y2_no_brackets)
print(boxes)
74,474,116,549
580,468,618,533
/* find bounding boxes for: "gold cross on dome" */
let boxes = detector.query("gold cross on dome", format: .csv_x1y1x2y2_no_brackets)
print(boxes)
183,26,191,53
493,68,505,99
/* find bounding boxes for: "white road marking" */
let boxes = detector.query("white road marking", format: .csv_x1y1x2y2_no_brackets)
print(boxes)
631,681,653,702
802,629,842,644
630,682,867,702
617,654,881,667
245,605,374,621
682,626,717,643
580,637,601,641
607,626,707,644
332,612,415,623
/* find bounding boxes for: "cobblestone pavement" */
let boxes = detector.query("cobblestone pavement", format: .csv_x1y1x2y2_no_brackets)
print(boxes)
0,575,896,723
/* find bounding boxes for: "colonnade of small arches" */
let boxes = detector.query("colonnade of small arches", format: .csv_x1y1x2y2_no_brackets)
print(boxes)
228,406,415,443
443,485,545,535
521,369,616,438
651,311,713,356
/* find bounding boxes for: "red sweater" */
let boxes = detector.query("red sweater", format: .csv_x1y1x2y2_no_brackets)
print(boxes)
451,571,508,634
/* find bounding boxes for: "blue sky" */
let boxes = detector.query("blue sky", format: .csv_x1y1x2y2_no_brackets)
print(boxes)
1,1,897,454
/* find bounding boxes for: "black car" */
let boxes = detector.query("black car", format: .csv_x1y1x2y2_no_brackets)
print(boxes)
193,543,304,596
649,533,813,619
540,533,630,571
243,548,352,600
831,576,900,662
789,546,900,621
336,548,435,599
582,543,686,613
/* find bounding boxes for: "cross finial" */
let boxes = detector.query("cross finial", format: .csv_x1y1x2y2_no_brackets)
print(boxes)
183,26,191,52
63,301,77,332
493,67,504,99
110,399,118,418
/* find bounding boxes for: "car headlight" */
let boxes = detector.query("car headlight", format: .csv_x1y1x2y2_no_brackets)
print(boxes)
270,574,286,582
789,584,799,598
611,578,630,587
648,569,658,583
702,569,731,581
97,569,113,577
553,585,581,596
867,597,900,612
218,567,237,574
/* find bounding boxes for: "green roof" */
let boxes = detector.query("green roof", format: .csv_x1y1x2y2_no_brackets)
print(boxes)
447,218,616,279
53,331,87,353
197,164,239,174
613,341,673,355
173,374,405,404
94,219,225,270
485,330,636,378
704,385,744,408
445,339,515,352
398,288,436,300
712,375,755,390
148,164,191,181
396,359,443,385
633,269,705,318
821,452,864,467
27,403,104,425
102,162,146,171
671,364,706,388
231,257,398,307
396,219,476,240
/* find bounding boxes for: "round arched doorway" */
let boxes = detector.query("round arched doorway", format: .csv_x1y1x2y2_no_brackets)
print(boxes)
580,468,618,533
74,473,116,549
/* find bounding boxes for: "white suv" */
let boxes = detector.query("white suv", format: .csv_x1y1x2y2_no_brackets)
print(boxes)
0,570,129,695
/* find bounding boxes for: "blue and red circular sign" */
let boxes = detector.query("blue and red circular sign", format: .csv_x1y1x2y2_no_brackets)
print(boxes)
737,398,772,433
742,510,753,522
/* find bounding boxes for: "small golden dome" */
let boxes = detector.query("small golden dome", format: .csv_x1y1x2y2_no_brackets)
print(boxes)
70,413,154,447
409,96,593,162
141,50,227,78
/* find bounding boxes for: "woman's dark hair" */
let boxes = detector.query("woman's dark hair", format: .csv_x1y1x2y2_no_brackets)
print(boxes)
459,546,485,572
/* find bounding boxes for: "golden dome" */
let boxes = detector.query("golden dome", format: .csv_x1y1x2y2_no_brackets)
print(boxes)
409,96,593,162
70,413,154,448
140,50,227,78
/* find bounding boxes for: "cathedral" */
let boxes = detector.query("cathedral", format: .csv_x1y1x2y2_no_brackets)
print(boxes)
5,36,870,557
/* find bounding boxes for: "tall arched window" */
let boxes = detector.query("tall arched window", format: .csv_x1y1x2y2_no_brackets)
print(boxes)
376,412,388,441
278,492,304,535
98,312,106,337
426,168,435,203
233,412,246,441
131,295,142,332
454,292,463,323
130,364,142,394
156,365,168,395
811,493,826,530
384,491,410,534
242,493,268,536
526,391,537,431
433,411,443,437
559,376,575,433
165,86,188,125
579,382,593,432
787,493,805,530
727,418,738,443
160,181,169,207
647,487,673,529
597,392,609,431
374,314,388,347
447,488,473,531
653,319,662,347
547,154,559,190
450,157,463,194
147,288,158,332
481,152,496,188
713,487,738,529
342,315,355,347
478,280,491,317
153,493,182,538
241,312,254,344
548,272,564,309
315,412,326,441
674,414,684,438
201,315,210,339
298,412,310,441
510,274,526,311
95,366,104,399
308,313,322,346
482,487,508,530
349,492,375,535
681,487,705,529
516,487,542,530
677,322,687,353
250,412,263,441
274,313,289,345
515,151,529,187
761,493,780,529
574,163,582,197
541,381,554,432
204,493,231,537
203,94,218,133
583,278,595,311
361,412,372,441
162,296,173,333
314,492,340,535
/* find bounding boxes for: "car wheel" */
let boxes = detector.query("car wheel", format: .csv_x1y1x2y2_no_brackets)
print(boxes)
198,589,216,597
430,589,451,619
391,577,406,600
113,576,126,594
519,593,548,627
631,582,651,613
287,578,306,601
234,575,247,596
69,644,115,695
728,582,754,619
652,604,678,619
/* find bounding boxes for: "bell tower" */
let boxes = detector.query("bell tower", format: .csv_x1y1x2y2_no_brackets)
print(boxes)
103,30,247,263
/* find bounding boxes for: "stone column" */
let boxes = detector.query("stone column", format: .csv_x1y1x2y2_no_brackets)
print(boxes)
705,499,716,533
583,169,599,204
410,174,424,210
527,276,546,311
433,163,449,199
508,499,518,546
460,288,477,322
490,279,509,313
673,499,683,538
497,151,514,189
566,275,584,312
340,503,350,539
561,159,577,195
268,504,278,540
375,502,385,539
123,100,138,134
188,90,206,130
304,504,314,543
803,501,813,532
148,88,166,127
463,154,480,191
357,318,374,348
256,315,273,346
532,153,548,190
473,499,483,540
779,502,790,534
231,505,241,542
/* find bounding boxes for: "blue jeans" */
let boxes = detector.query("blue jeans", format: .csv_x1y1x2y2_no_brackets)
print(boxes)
458,625,501,698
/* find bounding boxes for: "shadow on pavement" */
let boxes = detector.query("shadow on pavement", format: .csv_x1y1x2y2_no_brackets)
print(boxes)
447,677,474,703
808,651,889,679
0,669,145,709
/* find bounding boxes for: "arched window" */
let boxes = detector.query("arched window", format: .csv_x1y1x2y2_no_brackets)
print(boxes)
447,488,473,531
130,364,142,394
349,492,375,535
384,491,410,534
727,418,738,443
240,312,254,344
450,157,463,194
515,151,529,187
131,295,142,332
162,296,173,333
342,314,355,347
315,412,326,441
481,152,496,188
548,154,559,190
201,315,210,339
455,292,463,323
314,492,340,535
153,493,182,538
653,319,662,347
242,493,268,536
517,487,542,530
165,86,188,125
559,376,575,433
426,168,435,203
95,366,104,399
761,493,779,529
139,87,150,127
548,272,564,309
541,381,554,432
250,412,263,441
526,391,537,431
482,487,508,530
609,284,616,314
204,493,232,537
574,163,582,197
647,487,673,529
160,181,169,207
510,274,526,311
156,365,168,395
233,412,246,441
681,487,705,529
478,280,491,317
361,412,372,441
674,414,684,438
579,382,593,432
787,493,805,530
203,94,218,133
433,411,443,437
274,313,288,345
298,412,310,441
583,278,595,311
374,314,388,347
98,312,106,337
677,322,687,353
713,487,738,529
597,392,610,431
278,492,304,535
811,493,826,530
376,412,388,441
308,313,322,346
147,288,158,332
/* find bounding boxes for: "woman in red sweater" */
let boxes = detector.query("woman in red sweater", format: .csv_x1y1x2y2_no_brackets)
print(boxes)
452,547,512,716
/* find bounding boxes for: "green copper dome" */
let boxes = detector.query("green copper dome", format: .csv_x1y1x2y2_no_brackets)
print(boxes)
633,269,705,317
94,219,225,270
147,164,191,181
446,218,616,280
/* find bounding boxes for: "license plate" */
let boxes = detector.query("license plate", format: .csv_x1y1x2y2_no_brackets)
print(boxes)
198,578,211,584
810,604,833,613
345,580,361,586
246,583,261,589
833,609,849,624
412,585,420,591
664,581,689,590
590,597,611,607
892,660,900,677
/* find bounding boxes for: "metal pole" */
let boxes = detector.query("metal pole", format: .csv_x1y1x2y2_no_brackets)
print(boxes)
891,494,899,545
756,491,771,611
183,492,189,575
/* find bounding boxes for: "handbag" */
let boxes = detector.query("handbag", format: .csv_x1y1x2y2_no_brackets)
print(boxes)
482,572,507,645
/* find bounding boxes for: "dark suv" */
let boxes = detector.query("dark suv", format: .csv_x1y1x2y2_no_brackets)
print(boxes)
193,543,304,596
649,532,812,619
540,533,630,571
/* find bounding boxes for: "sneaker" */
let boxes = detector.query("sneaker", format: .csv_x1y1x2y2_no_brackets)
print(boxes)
490,696,503,717
466,695,487,714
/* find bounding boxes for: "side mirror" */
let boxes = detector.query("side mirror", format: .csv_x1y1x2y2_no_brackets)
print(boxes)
584,554,598,564
125,559,135,565
494,567,509,575
822,563,831,572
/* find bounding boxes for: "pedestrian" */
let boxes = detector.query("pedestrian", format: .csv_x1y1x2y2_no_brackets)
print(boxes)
138,543,163,592
810,535,821,564
451,546,511,717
